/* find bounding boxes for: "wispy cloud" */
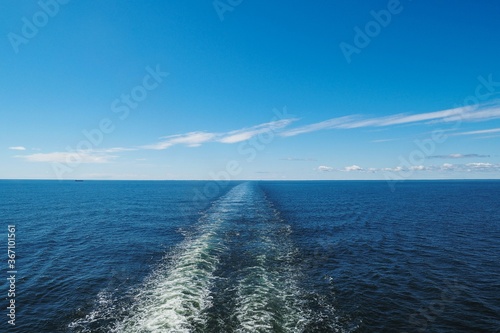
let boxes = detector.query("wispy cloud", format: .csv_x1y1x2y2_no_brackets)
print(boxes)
280,101,500,137
142,132,217,150
16,151,118,163
142,119,297,150
383,165,427,172
218,119,296,143
13,119,297,166
8,146,26,151
317,164,365,172
428,153,490,159
79,172,150,180
453,127,500,136
371,106,471,126
434,162,500,172
98,147,137,153
281,157,317,161
436,106,500,123
371,138,396,143
280,116,357,137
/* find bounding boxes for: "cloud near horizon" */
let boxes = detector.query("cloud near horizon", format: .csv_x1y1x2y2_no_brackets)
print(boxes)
317,165,334,172
16,151,119,164
428,153,490,159
8,146,26,151
344,165,363,172
317,162,500,174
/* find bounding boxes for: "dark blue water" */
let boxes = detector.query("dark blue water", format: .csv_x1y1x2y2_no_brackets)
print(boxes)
0,180,499,332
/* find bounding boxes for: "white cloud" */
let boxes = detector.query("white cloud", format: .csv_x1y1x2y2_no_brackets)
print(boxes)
142,119,297,149
436,162,500,172
320,162,500,174
16,151,117,164
98,147,137,153
441,163,454,170
344,165,363,171
13,119,297,166
376,106,471,126
8,146,26,151
428,153,490,159
438,107,500,123
318,165,334,172
466,162,493,169
79,173,150,180
281,157,317,161
218,119,297,143
453,127,500,136
279,101,500,137
280,116,357,137
142,132,217,150
371,139,395,143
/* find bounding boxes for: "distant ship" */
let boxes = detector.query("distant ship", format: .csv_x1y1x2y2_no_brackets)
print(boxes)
74,180,84,182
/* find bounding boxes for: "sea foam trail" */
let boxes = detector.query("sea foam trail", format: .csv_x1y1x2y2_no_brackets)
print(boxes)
234,255,307,333
69,182,308,332
111,183,249,333
228,187,308,333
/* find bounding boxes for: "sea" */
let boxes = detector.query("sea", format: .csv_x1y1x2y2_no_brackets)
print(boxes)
0,180,499,332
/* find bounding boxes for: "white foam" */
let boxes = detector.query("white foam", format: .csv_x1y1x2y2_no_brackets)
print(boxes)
233,191,309,333
111,183,249,333
69,183,311,332
68,290,118,332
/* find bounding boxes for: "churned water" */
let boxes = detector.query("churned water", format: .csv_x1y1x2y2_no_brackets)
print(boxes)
0,180,499,332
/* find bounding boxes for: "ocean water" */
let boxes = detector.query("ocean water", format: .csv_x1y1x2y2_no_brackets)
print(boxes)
0,180,499,332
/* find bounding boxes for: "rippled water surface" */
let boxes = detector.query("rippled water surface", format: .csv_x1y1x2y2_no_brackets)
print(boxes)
0,180,499,332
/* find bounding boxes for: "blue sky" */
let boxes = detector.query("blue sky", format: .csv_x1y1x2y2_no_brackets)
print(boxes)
2,0,500,180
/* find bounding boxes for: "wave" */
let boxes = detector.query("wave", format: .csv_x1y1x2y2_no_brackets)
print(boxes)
69,182,310,332
228,187,308,332
111,184,249,332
